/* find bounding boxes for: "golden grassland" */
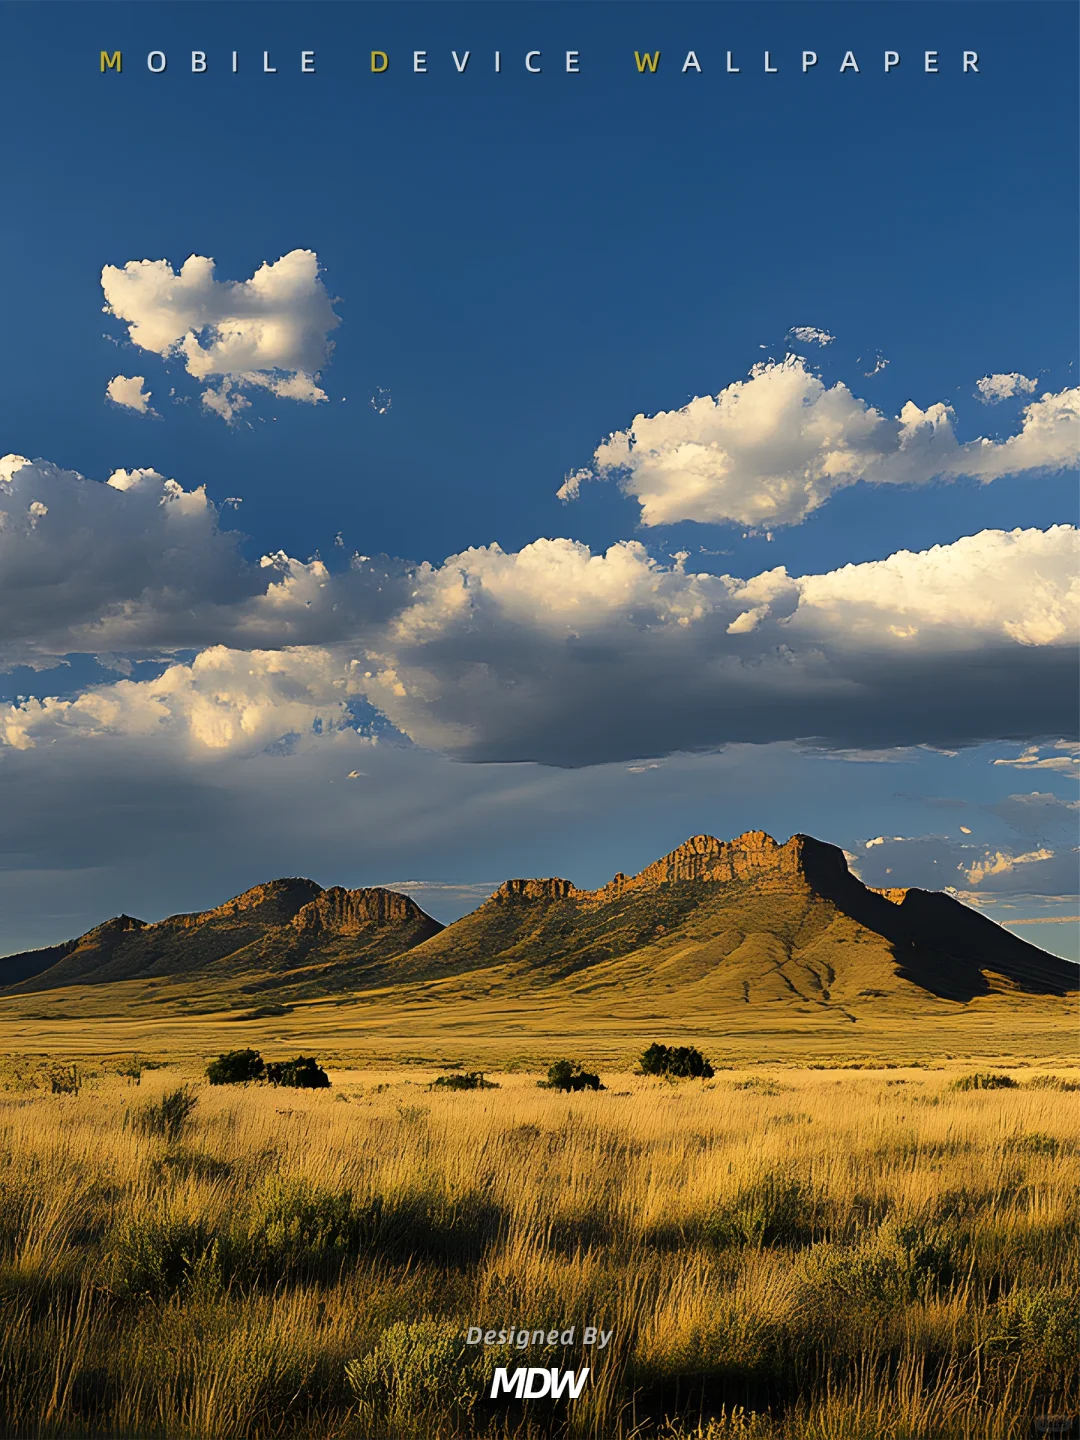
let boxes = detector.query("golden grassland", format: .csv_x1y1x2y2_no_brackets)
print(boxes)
0,1059,1077,1439
0,978,1076,1068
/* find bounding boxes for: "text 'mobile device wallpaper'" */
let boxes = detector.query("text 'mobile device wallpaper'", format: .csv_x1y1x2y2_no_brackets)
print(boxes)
0,3,1077,1438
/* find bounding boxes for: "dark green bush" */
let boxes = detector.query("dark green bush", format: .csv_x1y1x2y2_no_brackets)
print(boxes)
640,1043,714,1079
48,1064,81,1095
110,1209,217,1298
130,1085,198,1142
430,1072,497,1091
951,1072,1019,1091
1027,1074,1080,1092
264,1056,331,1089
206,1048,265,1085
544,1059,604,1092
206,1049,330,1088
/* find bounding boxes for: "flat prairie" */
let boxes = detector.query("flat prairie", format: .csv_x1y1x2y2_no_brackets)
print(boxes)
0,1054,1076,1439
0,978,1076,1068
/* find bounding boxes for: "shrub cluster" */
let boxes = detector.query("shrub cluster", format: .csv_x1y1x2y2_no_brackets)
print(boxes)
543,1059,604,1092
265,1057,330,1089
640,1042,715,1079
430,1072,498,1091
206,1050,330,1089
951,1072,1019,1091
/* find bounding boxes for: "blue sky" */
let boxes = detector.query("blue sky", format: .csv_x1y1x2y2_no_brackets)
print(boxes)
0,1,1076,957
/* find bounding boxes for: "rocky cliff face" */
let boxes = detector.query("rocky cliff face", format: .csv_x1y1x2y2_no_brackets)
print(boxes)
161,879,323,930
291,886,439,936
489,878,585,904
489,832,855,908
632,831,786,886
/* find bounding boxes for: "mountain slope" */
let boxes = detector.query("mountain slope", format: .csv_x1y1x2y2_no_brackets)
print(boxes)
1,832,1074,1014
393,832,1078,1006
1,881,443,994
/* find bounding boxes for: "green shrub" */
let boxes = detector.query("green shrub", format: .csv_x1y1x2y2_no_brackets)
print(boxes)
1007,1132,1061,1157
264,1056,330,1089
640,1043,715,1079
346,1319,480,1426
704,1172,822,1250
206,1049,265,1085
1027,1074,1080,1092
110,1208,217,1298
129,1085,197,1142
236,1178,376,1282
985,1286,1080,1392
48,1064,81,1095
430,1071,497,1091
951,1072,1019,1091
544,1059,604,1092
115,1056,144,1086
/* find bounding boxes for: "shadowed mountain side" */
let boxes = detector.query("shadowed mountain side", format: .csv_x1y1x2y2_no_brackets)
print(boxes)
794,840,1079,999
391,832,1078,1005
1,882,443,993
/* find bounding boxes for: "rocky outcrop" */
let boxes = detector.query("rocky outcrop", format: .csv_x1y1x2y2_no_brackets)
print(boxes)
161,879,323,930
291,886,441,938
84,914,147,939
870,886,909,905
489,878,584,905
490,832,854,909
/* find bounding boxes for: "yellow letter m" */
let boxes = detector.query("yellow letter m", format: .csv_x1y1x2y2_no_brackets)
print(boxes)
634,51,660,73
100,50,122,72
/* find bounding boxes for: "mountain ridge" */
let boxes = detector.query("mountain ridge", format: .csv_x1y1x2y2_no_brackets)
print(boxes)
1,831,1075,1010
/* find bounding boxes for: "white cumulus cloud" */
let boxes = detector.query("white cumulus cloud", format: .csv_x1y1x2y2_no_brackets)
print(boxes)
0,645,358,757
105,375,155,415
351,526,1078,763
573,356,1078,528
0,455,407,667
2,454,1077,767
101,249,340,422
855,832,1078,898
976,372,1039,404
787,326,835,347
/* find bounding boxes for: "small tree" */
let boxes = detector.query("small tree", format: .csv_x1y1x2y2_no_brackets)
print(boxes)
264,1056,331,1089
639,1043,714,1080
545,1059,603,1092
206,1049,265,1085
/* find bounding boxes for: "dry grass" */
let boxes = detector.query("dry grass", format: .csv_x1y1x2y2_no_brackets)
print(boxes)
0,1063,1076,1438
0,979,1075,1071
